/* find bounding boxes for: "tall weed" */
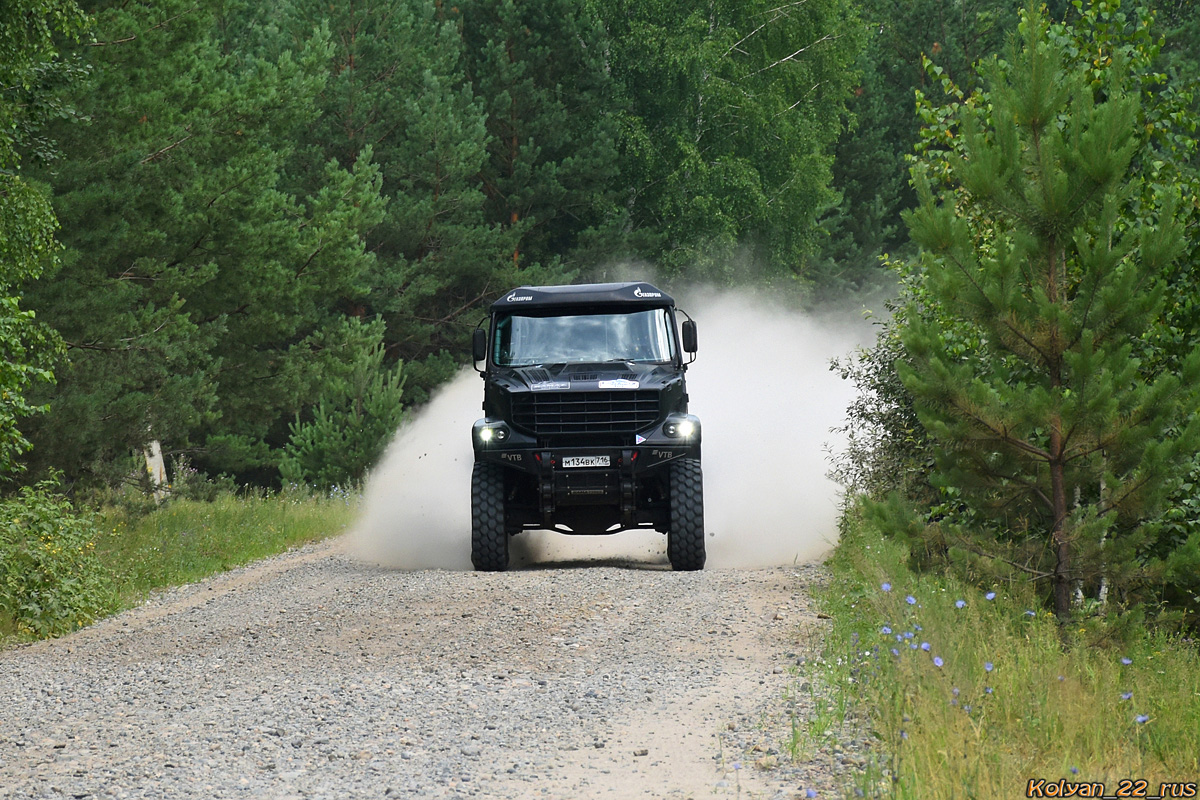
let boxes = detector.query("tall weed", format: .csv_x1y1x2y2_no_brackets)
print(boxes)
812,502,1200,799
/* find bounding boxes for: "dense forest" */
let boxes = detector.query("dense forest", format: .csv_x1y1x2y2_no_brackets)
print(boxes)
2,3,1199,618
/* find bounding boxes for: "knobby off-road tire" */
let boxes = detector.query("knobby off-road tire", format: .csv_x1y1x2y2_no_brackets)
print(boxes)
667,458,705,571
471,462,509,571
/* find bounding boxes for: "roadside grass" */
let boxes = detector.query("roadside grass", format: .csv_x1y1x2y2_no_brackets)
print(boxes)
806,501,1200,799
93,487,358,609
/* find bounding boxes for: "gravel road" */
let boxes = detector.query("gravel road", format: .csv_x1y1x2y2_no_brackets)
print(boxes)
0,536,861,799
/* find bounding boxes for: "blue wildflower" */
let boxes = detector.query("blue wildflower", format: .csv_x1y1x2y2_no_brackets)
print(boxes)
955,599,966,609
904,631,914,639
1121,692,1132,701
905,595,916,605
909,642,918,650
985,687,993,694
806,790,818,799
1121,657,1133,665
891,648,899,656
1025,610,1036,617
1135,714,1150,724
984,662,994,672
920,642,930,651
986,592,996,601
881,626,892,635
933,656,944,668
1071,767,1079,775
881,582,892,592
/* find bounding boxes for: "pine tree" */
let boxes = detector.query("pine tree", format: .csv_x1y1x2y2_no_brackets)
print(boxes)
23,1,385,483
459,0,622,274
897,6,1200,619
591,0,861,284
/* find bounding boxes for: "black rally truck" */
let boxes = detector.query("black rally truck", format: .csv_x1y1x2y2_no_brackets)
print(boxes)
470,282,703,571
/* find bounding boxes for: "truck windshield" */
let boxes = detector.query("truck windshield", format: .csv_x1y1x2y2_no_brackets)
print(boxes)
494,308,676,366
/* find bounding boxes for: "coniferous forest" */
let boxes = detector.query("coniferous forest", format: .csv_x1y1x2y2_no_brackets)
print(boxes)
4,1,1200,623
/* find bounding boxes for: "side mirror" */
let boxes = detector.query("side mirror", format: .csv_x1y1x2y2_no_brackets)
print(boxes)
681,320,697,354
472,328,488,363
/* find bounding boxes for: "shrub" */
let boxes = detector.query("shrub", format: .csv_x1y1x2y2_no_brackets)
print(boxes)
0,481,116,638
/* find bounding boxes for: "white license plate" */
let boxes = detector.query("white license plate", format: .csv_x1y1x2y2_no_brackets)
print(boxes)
561,455,610,468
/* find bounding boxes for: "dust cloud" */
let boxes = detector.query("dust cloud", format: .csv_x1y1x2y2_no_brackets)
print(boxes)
348,288,875,570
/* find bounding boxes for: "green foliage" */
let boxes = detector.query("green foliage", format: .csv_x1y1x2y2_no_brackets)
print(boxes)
834,3,1200,623
811,502,1200,799
93,486,356,609
592,0,862,283
279,319,405,489
0,0,84,479
816,0,1021,295
21,0,387,484
899,4,1200,618
0,480,115,638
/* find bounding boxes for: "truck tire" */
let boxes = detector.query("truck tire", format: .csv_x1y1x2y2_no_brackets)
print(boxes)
471,462,509,571
667,458,705,571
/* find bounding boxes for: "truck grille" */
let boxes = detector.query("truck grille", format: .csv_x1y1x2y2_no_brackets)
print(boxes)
511,391,661,437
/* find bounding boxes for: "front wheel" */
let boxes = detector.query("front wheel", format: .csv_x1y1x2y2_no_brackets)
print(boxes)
667,458,705,571
471,462,508,571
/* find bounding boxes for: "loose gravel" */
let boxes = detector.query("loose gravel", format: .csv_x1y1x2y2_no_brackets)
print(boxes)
0,537,865,799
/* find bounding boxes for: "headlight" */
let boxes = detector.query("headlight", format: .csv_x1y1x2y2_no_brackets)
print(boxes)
475,423,509,444
662,416,699,439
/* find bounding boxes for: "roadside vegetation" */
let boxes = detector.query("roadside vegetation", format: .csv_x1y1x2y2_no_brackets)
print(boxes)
809,504,1200,799
0,487,355,643
808,3,1200,797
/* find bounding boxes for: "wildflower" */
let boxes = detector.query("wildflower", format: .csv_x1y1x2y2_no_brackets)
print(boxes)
891,648,899,656
950,699,958,707
1025,610,1036,617
881,626,892,635
920,642,930,651
1121,657,1133,665
905,595,916,605
963,705,972,713
806,790,818,799
900,730,908,740
1071,767,1079,776
986,592,996,600
1121,692,1132,701
984,662,994,672
1135,714,1150,724
985,687,993,694
896,634,903,642
904,631,914,639
909,642,918,650
933,656,944,668
1058,675,1065,682
952,687,959,697
955,600,966,609
914,624,922,631
881,582,892,592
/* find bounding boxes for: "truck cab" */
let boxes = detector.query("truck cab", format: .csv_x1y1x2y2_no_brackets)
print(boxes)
470,282,704,571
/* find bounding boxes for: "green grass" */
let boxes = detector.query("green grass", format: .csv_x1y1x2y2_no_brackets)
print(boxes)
93,487,358,609
805,502,1200,799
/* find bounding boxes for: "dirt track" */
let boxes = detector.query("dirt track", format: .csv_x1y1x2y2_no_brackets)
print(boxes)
0,536,852,799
